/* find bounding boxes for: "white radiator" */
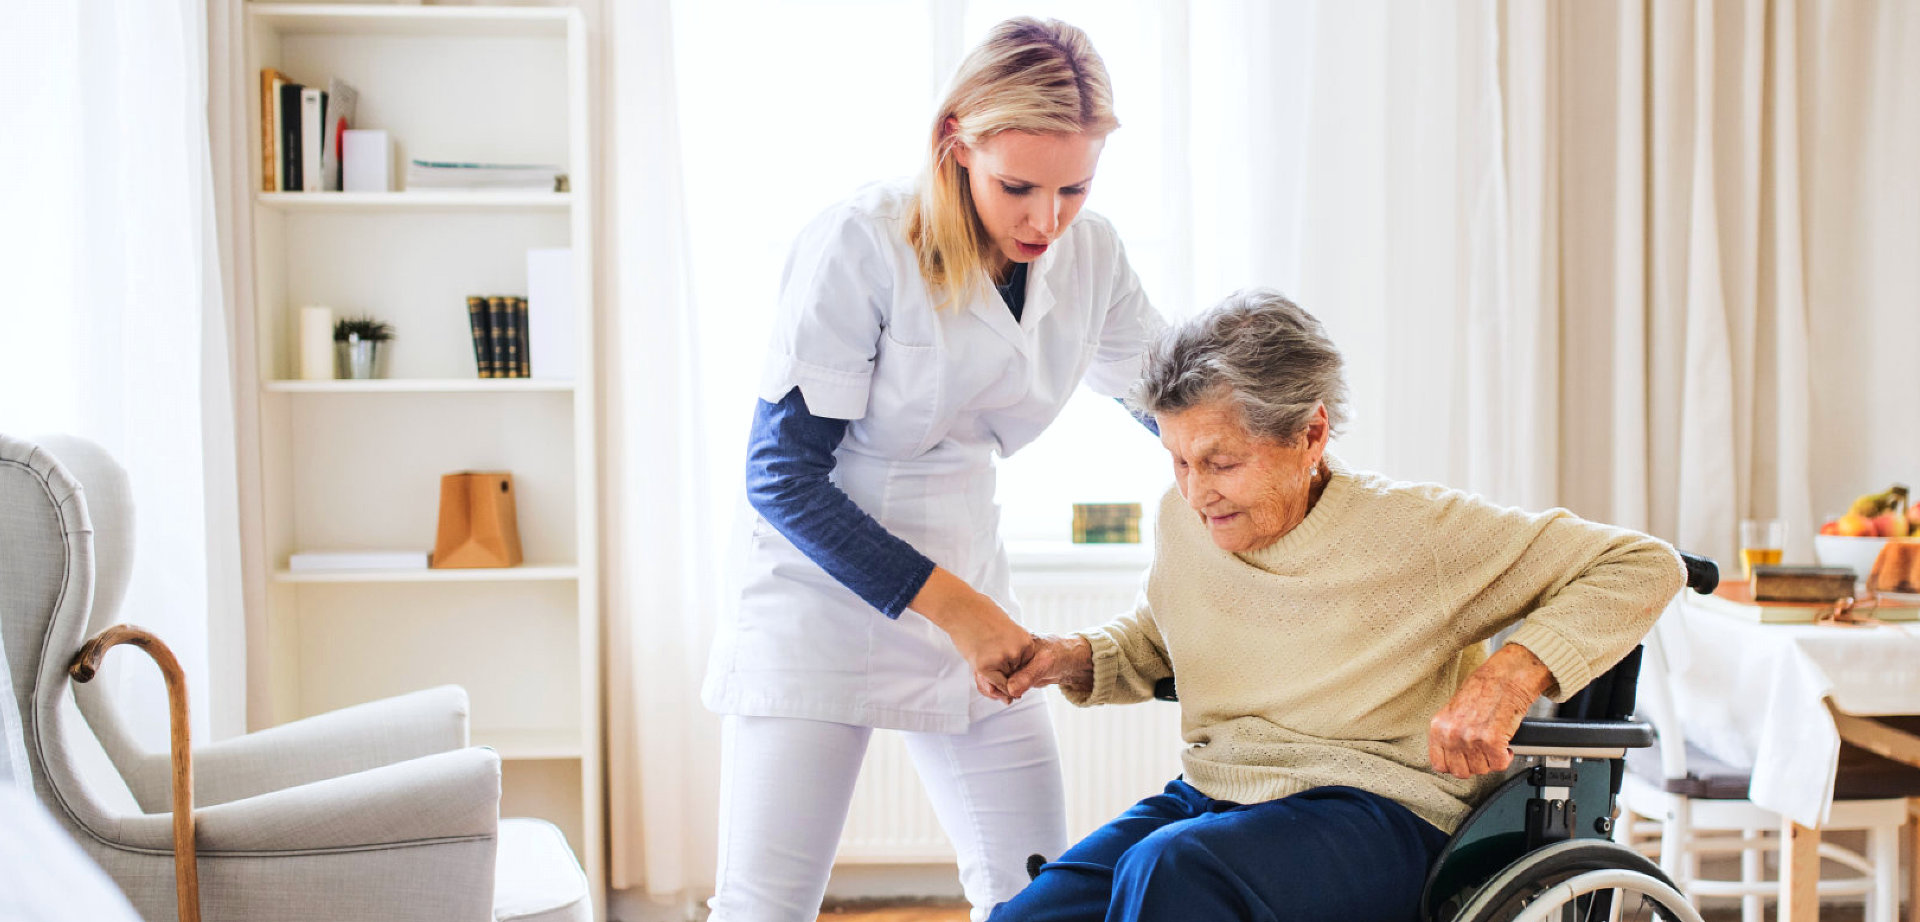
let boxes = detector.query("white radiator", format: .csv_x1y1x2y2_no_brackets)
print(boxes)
836,545,1184,863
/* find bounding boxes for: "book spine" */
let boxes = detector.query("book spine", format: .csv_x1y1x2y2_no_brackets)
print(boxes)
486,296,508,380
259,70,280,193
279,82,303,192
515,297,531,377
467,296,493,378
300,88,325,193
503,297,523,378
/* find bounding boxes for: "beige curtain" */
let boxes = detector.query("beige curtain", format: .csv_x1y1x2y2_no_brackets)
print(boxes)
1297,0,1920,566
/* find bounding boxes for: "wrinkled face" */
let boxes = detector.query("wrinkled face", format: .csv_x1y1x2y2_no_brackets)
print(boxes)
952,129,1104,274
1158,399,1329,553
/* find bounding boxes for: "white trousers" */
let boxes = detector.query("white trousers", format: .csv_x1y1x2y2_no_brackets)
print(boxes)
707,692,1068,922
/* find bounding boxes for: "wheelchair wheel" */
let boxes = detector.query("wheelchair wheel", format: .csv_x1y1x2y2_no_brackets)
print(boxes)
1450,839,1705,922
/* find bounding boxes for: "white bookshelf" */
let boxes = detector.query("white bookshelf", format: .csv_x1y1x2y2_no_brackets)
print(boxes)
237,3,602,915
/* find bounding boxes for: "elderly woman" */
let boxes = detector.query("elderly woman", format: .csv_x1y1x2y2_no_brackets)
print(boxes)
986,288,1683,922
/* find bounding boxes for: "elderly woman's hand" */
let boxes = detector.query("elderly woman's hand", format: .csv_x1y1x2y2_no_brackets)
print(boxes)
1002,633,1095,701
1428,643,1556,779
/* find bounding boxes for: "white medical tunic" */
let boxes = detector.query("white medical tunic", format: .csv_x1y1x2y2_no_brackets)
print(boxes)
702,181,1163,733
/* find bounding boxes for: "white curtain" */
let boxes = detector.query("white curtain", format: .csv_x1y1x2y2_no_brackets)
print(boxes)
1290,0,1898,567
0,0,246,743
596,0,723,901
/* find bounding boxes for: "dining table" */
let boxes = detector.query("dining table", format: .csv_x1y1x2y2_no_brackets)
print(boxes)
1657,591,1920,921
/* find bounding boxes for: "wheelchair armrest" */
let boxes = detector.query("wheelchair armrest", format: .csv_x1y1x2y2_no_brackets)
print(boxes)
1509,718,1653,758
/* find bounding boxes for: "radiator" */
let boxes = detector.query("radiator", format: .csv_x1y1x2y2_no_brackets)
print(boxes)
836,546,1184,863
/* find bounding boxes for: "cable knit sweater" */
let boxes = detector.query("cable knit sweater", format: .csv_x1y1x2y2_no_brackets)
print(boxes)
1065,454,1684,833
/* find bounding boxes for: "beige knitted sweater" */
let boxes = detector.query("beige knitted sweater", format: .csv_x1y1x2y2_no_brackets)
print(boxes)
1066,455,1683,833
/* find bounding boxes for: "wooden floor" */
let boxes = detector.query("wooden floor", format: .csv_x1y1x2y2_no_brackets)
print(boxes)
817,902,1869,921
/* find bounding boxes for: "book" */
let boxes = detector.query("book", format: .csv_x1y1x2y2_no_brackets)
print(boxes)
279,81,304,191
404,159,566,192
289,550,430,571
487,296,509,379
509,297,529,377
259,69,288,192
526,248,574,380
300,87,326,193
466,296,494,378
1751,565,1857,603
1693,581,1920,623
320,78,357,192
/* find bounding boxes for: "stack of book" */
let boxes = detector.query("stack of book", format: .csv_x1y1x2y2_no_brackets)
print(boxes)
467,295,531,378
259,70,358,192
406,160,567,192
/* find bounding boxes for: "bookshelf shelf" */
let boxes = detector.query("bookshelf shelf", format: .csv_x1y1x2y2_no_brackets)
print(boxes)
248,4,571,39
257,191,572,213
266,378,576,394
274,565,580,584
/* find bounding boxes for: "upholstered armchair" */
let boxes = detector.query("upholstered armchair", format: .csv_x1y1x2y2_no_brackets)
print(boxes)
0,433,588,922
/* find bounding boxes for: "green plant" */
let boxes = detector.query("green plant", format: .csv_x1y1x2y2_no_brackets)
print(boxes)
333,315,395,342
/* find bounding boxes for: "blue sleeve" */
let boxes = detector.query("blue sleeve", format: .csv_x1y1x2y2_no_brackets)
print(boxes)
1118,397,1160,436
745,388,938,618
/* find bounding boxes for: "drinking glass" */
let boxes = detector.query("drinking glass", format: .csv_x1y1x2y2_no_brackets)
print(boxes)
1740,518,1786,581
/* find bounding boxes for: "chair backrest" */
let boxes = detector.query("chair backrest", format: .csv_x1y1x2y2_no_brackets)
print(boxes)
0,433,141,841
1632,611,1695,783
33,435,174,812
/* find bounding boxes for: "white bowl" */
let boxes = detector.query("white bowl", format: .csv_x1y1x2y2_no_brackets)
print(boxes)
1812,535,1888,581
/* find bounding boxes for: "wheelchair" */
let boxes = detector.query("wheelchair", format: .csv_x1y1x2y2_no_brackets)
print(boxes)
1126,551,1721,922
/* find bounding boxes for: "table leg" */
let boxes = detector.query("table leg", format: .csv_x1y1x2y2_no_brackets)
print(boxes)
1781,818,1821,922
1908,800,1918,922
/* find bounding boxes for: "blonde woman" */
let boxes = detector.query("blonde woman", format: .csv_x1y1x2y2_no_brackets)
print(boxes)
701,17,1164,922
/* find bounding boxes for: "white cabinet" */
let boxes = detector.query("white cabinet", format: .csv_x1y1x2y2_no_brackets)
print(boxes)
237,3,602,913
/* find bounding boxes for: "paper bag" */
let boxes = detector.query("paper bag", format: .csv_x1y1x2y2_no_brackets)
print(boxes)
431,471,524,568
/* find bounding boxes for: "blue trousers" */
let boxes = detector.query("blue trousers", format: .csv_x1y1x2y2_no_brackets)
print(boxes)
988,780,1450,922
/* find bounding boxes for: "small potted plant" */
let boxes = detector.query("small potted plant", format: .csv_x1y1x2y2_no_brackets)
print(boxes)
333,315,395,379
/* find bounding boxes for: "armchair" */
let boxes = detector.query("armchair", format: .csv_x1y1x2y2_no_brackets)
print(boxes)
0,433,588,922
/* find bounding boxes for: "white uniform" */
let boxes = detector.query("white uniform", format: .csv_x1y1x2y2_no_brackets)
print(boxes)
702,181,1162,921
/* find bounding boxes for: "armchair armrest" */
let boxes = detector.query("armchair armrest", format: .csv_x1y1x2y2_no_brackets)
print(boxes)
105,747,501,853
111,686,471,811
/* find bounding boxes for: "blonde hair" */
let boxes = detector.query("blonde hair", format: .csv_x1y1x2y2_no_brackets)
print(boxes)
906,17,1119,308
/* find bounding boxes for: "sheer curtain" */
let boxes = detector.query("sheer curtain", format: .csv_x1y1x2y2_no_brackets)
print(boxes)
0,0,245,743
1292,0,1876,567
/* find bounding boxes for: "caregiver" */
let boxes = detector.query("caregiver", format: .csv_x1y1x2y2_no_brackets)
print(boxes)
701,16,1163,922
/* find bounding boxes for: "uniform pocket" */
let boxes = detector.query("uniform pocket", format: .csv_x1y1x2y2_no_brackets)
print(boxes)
857,332,940,458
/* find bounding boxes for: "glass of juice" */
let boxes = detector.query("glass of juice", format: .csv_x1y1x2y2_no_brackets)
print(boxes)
1739,518,1786,581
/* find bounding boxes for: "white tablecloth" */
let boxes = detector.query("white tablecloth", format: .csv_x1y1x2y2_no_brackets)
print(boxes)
1656,594,1920,827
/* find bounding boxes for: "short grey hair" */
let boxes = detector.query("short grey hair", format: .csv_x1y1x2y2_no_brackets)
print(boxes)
1132,288,1350,443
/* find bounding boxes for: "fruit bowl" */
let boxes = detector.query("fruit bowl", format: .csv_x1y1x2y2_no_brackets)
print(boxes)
1813,535,1888,582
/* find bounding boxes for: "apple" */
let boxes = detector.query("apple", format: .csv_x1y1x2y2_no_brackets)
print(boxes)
1872,512,1910,538
1836,512,1878,537
1820,520,1842,536
1909,503,1920,531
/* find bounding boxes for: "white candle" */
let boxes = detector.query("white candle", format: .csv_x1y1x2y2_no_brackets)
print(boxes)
299,306,334,380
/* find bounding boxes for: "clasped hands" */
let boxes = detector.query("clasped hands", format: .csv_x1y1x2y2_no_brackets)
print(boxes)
968,631,1091,705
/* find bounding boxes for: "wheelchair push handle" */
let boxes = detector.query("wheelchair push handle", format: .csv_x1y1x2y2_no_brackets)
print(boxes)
1678,550,1718,596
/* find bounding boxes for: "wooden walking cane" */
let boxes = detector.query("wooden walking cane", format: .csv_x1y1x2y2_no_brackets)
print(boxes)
70,625,201,922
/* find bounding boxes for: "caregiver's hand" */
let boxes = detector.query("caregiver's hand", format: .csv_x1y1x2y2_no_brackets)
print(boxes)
912,567,1031,702
1002,633,1094,700
1428,642,1556,779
